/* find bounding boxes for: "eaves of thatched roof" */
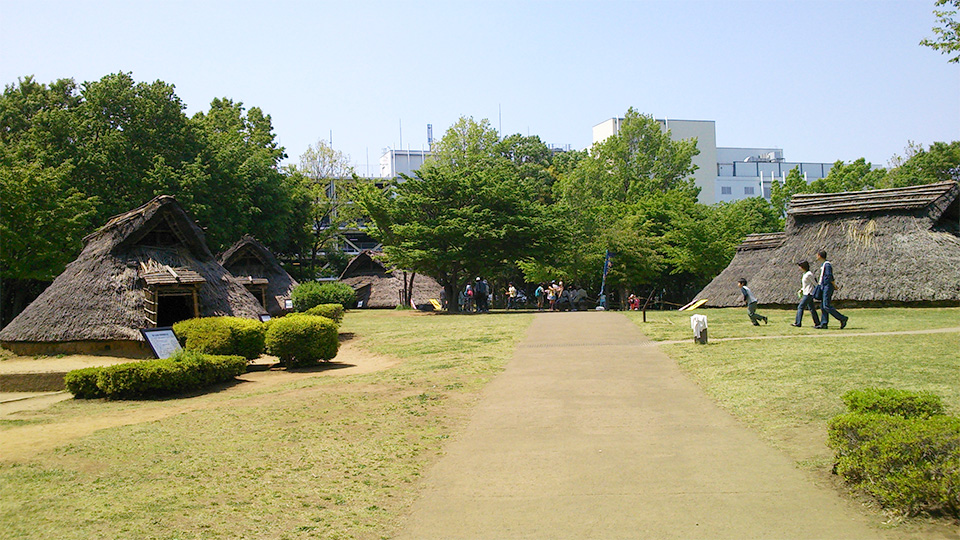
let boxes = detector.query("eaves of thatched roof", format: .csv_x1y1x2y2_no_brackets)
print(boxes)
696,182,960,307
787,181,958,218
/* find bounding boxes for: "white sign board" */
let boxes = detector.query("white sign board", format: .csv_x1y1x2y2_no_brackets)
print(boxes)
140,327,183,359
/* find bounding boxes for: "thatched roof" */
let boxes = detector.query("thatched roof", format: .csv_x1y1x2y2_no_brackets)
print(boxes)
339,251,443,308
0,196,266,344
219,235,298,315
695,182,960,307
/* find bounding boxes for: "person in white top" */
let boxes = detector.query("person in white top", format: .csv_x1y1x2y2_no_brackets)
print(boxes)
792,260,821,327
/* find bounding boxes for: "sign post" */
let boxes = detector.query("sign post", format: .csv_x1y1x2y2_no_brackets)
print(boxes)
140,327,183,359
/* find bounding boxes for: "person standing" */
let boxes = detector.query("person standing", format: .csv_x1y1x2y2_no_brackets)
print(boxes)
534,283,545,311
737,278,768,326
792,261,821,327
547,281,557,311
815,250,848,329
506,283,517,310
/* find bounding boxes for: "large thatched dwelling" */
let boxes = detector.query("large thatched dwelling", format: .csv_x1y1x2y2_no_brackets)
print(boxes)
0,196,266,357
339,251,443,308
219,235,298,316
694,181,960,307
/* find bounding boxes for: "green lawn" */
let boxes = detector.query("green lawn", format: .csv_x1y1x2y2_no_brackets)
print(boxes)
653,315,960,478
0,311,534,540
625,306,960,341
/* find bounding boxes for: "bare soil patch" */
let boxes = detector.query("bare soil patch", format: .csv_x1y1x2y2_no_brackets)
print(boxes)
0,341,400,462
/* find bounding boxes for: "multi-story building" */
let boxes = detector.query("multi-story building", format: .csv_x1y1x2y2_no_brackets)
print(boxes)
592,118,835,204
379,148,431,179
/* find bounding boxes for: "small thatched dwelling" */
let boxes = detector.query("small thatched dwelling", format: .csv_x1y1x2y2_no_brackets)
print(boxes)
0,196,266,357
695,181,960,307
339,251,443,308
219,235,298,316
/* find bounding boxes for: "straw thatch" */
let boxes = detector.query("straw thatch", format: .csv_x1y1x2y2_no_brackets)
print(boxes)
339,251,443,308
694,182,960,307
219,235,298,315
0,195,266,356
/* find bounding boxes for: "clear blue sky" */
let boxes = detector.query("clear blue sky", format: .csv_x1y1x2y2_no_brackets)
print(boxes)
2,0,957,177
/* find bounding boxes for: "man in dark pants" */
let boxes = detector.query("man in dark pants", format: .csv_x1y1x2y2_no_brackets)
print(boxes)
816,250,848,329
474,277,489,313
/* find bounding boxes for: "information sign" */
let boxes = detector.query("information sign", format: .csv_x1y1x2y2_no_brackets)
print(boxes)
140,327,183,359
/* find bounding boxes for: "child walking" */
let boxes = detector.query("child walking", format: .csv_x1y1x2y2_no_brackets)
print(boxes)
738,278,768,326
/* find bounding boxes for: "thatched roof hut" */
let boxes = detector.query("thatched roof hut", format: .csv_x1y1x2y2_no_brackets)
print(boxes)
219,235,298,316
339,251,443,308
694,181,960,307
692,233,785,307
0,195,266,357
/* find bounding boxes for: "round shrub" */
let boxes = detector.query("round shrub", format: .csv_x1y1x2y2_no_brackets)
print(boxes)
304,303,345,324
265,314,339,367
842,388,944,419
292,281,357,311
173,317,266,360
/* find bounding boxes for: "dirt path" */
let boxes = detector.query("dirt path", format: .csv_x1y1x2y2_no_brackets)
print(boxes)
396,311,911,540
0,342,399,461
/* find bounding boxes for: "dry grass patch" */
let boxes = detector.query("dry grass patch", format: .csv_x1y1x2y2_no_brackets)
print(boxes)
0,311,533,540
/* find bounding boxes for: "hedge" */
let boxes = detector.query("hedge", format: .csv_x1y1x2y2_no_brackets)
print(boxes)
292,281,357,311
827,389,960,518
842,388,944,419
64,350,248,400
304,303,345,324
265,314,339,367
173,316,266,360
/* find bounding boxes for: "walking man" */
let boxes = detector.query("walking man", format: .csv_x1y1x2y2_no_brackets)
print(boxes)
815,250,848,329
737,278,768,326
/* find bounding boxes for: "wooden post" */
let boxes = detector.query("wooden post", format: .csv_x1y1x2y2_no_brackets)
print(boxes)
192,287,199,318
641,290,655,323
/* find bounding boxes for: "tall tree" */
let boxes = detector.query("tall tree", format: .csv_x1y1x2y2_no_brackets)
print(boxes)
358,117,561,310
921,0,960,63
295,139,360,275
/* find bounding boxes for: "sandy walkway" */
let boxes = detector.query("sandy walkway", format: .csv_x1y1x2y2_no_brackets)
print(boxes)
0,341,399,461
396,311,905,539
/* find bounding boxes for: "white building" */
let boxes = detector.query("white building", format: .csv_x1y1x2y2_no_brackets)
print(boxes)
592,118,835,204
379,149,431,179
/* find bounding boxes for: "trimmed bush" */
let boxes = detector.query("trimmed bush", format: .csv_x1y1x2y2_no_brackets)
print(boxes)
265,314,339,367
65,350,248,400
304,303,345,324
842,388,944,419
292,281,357,311
828,412,960,517
64,367,104,399
173,316,266,360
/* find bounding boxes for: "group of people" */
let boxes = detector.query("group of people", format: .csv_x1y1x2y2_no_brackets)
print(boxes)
740,250,849,329
457,278,588,312
459,277,492,313
533,281,588,312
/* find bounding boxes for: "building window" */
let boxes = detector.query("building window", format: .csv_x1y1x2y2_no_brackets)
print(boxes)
744,186,755,195
721,186,732,195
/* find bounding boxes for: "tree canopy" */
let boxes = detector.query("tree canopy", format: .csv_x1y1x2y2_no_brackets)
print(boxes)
0,73,309,324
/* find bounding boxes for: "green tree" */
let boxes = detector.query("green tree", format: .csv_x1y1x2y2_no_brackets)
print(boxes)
809,158,886,193
770,167,809,217
294,139,361,275
0,158,97,324
358,117,561,310
921,0,960,63
882,141,960,187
